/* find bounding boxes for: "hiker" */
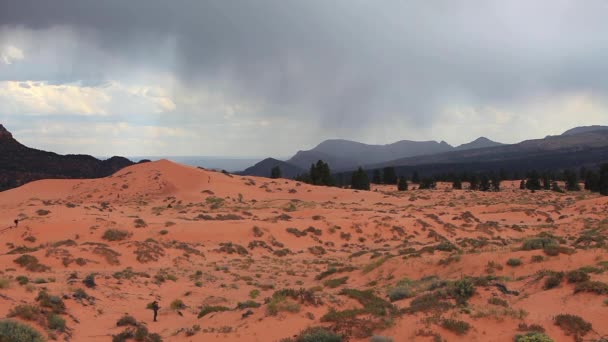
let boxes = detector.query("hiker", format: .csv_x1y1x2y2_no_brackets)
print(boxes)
14,219,18,228
151,301,160,322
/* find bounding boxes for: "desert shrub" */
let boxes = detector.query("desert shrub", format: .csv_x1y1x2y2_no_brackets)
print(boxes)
8,304,43,322
0,319,45,342
573,281,608,295
406,292,452,314
387,286,414,302
531,255,545,263
450,278,475,304
566,270,590,283
507,258,522,267
324,277,348,288
487,297,508,307
295,327,342,342
116,315,138,327
83,273,96,288
237,300,261,309
554,314,591,339
514,332,554,342
36,209,50,216
543,272,564,290
13,255,50,272
0,277,10,289
36,291,65,314
267,296,301,316
522,237,558,251
16,276,29,285
441,319,470,335
197,305,230,318
370,336,393,342
133,218,147,228
102,229,130,241
47,313,66,332
170,299,186,310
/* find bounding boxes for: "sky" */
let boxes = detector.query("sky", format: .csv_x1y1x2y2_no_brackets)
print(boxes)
1,0,608,157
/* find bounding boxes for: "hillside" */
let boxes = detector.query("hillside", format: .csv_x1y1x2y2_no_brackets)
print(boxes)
237,157,305,178
0,124,134,191
0,160,607,341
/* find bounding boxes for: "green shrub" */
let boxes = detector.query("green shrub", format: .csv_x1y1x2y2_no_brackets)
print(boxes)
507,258,522,267
554,314,592,339
13,255,50,272
134,218,147,228
441,318,470,335
47,314,66,332
267,296,301,316
451,278,475,304
487,297,508,307
237,300,261,309
573,281,608,295
296,327,342,342
16,276,29,285
566,270,590,284
197,305,229,318
543,272,564,290
324,277,348,289
35,291,65,314
8,304,43,322
522,237,558,251
116,315,138,327
514,332,554,342
0,319,45,342
170,299,186,310
0,277,10,289
387,286,414,302
102,229,130,241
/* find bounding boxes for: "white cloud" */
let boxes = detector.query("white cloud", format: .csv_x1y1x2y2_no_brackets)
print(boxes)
0,45,24,64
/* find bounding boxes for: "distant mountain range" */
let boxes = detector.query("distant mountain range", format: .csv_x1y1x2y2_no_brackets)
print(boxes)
240,125,608,178
0,124,135,191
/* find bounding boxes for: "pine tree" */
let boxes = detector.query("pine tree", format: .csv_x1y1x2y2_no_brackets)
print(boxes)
584,170,600,191
519,180,526,190
397,176,408,191
479,174,490,191
525,170,542,190
270,166,282,179
411,171,420,184
351,167,370,190
469,175,479,190
372,169,382,184
419,178,436,190
600,164,608,196
564,170,580,191
452,177,462,190
490,174,501,191
542,173,551,190
383,167,398,185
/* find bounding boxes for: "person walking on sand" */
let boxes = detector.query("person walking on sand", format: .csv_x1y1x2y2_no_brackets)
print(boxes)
150,301,160,322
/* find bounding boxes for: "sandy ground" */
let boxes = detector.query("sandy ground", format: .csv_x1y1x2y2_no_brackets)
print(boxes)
0,160,607,341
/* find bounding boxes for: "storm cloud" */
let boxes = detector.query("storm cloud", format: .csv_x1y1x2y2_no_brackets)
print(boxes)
1,0,607,156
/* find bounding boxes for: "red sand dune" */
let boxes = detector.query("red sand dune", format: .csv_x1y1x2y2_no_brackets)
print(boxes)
1,160,607,341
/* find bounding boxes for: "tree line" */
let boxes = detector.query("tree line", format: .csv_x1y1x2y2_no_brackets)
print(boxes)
271,161,608,195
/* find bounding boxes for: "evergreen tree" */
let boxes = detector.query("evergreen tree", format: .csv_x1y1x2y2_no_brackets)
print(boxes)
479,174,491,191
525,170,542,190
372,169,382,184
383,167,398,185
419,178,436,189
351,167,370,190
490,174,501,191
541,173,551,190
519,179,526,190
564,170,580,191
469,174,479,190
600,164,608,196
270,166,282,179
411,171,420,184
551,181,564,193
397,176,408,191
452,177,462,190
585,170,600,191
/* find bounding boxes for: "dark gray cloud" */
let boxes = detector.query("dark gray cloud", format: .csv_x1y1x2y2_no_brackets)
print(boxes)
1,0,608,154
